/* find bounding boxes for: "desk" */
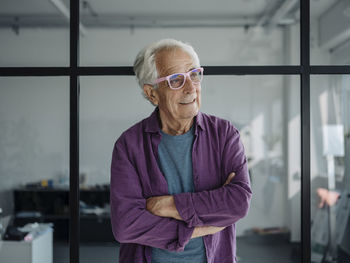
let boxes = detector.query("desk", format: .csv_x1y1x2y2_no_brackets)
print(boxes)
0,226,53,263
13,187,114,242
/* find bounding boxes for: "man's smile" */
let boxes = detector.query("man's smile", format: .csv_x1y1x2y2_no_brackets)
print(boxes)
179,98,196,105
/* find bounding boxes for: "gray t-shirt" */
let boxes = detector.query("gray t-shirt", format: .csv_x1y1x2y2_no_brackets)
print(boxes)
151,125,207,263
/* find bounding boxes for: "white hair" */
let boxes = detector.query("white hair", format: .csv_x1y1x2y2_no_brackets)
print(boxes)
133,39,201,102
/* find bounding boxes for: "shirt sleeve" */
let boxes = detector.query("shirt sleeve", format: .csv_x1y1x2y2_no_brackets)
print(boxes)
173,123,252,228
110,138,194,252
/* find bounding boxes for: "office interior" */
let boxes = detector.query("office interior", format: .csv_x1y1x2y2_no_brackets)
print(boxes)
0,0,350,262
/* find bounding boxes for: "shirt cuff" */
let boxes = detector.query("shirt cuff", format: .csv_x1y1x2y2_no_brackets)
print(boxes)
166,222,194,252
174,192,202,228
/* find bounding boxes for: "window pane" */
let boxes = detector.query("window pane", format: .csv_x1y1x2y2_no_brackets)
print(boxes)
79,76,153,263
311,0,350,65
204,75,301,262
79,0,300,66
311,75,350,262
0,77,69,263
0,0,69,66
79,74,301,262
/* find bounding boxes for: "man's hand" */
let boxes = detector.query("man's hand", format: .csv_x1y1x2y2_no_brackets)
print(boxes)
191,226,225,239
146,195,183,220
223,172,235,186
146,197,226,238
317,188,340,208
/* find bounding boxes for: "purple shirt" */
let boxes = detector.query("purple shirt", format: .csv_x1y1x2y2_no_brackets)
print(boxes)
110,108,252,263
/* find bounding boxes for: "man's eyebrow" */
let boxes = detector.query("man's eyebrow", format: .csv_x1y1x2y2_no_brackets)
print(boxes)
187,67,197,72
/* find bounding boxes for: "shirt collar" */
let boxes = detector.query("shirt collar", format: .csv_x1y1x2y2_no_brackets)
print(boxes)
144,107,161,133
144,107,205,134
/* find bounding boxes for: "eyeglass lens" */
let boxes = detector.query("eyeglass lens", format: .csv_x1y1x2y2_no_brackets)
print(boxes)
168,69,202,89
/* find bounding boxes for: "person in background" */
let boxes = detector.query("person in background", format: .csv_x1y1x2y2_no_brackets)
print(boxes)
316,187,350,262
110,39,252,263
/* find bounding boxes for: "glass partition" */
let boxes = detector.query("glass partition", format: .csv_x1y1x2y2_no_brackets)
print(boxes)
0,77,69,263
204,75,301,262
79,74,301,262
310,75,350,263
310,0,350,65
0,0,70,67
79,76,153,262
79,0,300,66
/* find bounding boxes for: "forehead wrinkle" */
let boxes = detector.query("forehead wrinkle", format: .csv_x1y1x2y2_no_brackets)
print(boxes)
155,48,195,77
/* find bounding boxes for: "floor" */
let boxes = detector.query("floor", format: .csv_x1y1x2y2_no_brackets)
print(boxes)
53,242,119,263
236,235,299,263
53,236,299,263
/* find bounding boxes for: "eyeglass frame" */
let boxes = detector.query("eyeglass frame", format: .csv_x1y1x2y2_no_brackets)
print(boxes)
151,67,204,90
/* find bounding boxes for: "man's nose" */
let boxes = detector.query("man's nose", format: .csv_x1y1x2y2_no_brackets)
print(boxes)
183,77,197,93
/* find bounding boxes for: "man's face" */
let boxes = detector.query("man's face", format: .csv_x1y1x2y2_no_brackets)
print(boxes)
150,48,201,125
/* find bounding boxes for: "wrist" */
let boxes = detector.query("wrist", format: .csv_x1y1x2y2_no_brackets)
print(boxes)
146,195,183,220
165,196,182,220
191,226,226,239
191,227,201,239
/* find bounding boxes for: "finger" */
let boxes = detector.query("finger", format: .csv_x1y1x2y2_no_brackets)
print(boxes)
146,197,155,212
224,172,235,186
319,199,325,208
225,172,235,185
146,198,151,210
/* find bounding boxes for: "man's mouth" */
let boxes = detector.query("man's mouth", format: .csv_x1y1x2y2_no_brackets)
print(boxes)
179,98,196,105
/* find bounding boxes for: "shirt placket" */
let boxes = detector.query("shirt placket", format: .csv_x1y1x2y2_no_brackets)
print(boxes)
192,129,211,262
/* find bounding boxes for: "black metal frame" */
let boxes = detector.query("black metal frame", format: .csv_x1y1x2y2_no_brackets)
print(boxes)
69,1,79,261
300,2,311,262
1,0,350,262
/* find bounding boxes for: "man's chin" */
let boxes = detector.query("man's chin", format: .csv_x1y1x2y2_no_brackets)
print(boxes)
180,108,199,119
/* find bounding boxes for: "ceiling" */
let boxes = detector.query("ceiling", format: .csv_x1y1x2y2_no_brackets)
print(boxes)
0,0,339,29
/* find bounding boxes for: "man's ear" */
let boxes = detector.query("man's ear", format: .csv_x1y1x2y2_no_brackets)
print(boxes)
143,84,159,105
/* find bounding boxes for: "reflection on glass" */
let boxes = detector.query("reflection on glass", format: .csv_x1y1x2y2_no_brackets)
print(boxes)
311,0,350,65
79,1,300,66
0,77,69,263
311,75,350,263
79,75,300,262
0,0,69,66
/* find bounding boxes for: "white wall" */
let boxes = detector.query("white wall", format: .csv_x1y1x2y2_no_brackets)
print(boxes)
283,22,302,242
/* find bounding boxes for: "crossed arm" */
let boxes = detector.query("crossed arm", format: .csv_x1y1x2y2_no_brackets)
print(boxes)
110,126,252,251
146,172,236,238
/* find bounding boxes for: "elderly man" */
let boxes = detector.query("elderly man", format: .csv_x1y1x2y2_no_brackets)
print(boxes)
110,39,252,263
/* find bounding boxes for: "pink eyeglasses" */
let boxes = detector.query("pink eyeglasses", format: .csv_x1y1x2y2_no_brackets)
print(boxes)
152,67,204,90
